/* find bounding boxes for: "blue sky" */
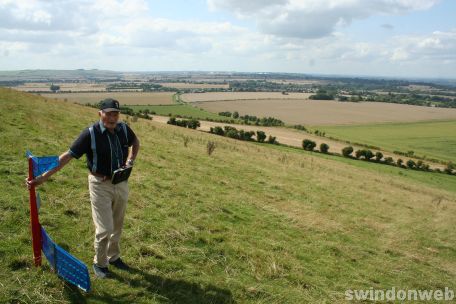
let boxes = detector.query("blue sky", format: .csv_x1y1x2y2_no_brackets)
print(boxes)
0,0,455,78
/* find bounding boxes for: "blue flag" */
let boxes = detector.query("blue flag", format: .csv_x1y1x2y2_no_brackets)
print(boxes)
26,150,59,178
41,227,91,292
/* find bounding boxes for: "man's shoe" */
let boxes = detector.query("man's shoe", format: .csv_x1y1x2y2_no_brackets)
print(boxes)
109,258,130,270
93,264,110,278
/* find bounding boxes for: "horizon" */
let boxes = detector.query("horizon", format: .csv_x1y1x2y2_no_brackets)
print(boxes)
1,0,455,79
2,69,456,83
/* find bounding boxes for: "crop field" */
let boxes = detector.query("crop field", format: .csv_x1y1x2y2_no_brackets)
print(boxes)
181,92,312,102
197,99,456,125
40,92,175,105
1,88,456,303
159,82,229,89
12,82,107,92
129,104,234,121
318,120,456,163
269,79,326,85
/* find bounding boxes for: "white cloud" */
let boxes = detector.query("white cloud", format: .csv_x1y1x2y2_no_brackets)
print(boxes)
207,0,439,39
0,0,454,78
388,30,456,62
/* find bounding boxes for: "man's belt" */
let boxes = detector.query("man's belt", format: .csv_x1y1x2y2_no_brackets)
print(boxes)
89,172,110,181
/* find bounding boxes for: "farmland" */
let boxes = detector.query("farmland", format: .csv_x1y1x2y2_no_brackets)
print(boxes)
197,99,456,125
128,104,234,121
40,92,175,105
318,120,456,163
158,82,229,89
12,82,107,92
1,88,456,303
181,92,312,102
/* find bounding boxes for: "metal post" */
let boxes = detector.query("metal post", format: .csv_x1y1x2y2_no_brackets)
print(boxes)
28,157,42,266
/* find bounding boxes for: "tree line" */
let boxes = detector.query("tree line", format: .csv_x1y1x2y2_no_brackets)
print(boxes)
218,111,284,126
301,139,455,175
209,126,278,144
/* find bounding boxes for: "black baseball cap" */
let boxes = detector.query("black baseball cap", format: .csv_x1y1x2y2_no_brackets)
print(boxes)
99,98,121,112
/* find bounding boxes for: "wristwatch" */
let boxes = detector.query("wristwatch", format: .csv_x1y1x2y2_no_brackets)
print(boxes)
126,159,135,166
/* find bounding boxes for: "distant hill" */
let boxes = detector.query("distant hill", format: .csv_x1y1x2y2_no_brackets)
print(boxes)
1,69,455,88
0,69,121,82
0,88,455,303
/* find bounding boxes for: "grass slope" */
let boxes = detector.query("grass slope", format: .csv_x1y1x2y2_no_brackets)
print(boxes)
318,120,456,163
1,88,456,303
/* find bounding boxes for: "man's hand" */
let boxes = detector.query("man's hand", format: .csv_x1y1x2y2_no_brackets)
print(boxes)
25,175,47,189
25,151,73,189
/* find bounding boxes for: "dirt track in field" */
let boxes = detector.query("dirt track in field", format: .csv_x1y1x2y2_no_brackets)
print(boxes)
196,99,456,125
159,82,229,89
181,92,312,102
151,115,446,169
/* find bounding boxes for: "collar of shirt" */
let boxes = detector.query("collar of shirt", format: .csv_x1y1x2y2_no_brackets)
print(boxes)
98,120,122,134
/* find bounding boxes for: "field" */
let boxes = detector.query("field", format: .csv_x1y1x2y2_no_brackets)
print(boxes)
318,120,456,163
181,92,312,102
128,104,234,121
12,82,107,92
159,82,229,89
197,99,456,125
40,92,175,105
1,88,456,303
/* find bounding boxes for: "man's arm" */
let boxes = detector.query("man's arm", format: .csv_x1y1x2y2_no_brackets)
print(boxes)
26,151,73,188
126,137,140,166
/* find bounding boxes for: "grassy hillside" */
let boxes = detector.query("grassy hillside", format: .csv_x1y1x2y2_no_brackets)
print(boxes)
1,88,456,303
317,120,456,164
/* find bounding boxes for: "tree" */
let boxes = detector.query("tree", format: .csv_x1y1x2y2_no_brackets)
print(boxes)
445,162,455,174
319,143,329,153
186,119,200,129
267,135,277,144
224,126,237,133
239,130,254,141
406,159,416,169
384,157,394,165
364,150,374,161
416,160,424,170
50,84,60,92
211,126,225,136
302,139,316,151
256,131,266,143
355,149,363,159
225,129,239,139
232,111,239,119
397,158,404,167
375,152,383,162
342,146,354,157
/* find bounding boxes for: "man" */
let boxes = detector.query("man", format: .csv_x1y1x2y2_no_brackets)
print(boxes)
27,98,140,278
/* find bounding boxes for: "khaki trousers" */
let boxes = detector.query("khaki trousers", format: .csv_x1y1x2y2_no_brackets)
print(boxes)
88,174,129,267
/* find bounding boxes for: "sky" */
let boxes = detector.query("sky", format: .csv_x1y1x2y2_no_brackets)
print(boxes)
0,0,455,78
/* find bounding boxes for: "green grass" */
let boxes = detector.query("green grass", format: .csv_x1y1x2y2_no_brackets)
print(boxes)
129,104,234,121
1,88,456,303
317,120,456,164
260,142,456,194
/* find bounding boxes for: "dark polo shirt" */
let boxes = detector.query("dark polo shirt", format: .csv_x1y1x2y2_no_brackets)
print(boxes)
69,121,137,177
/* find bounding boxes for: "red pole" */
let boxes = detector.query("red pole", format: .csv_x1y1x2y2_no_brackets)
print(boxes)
28,157,42,267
